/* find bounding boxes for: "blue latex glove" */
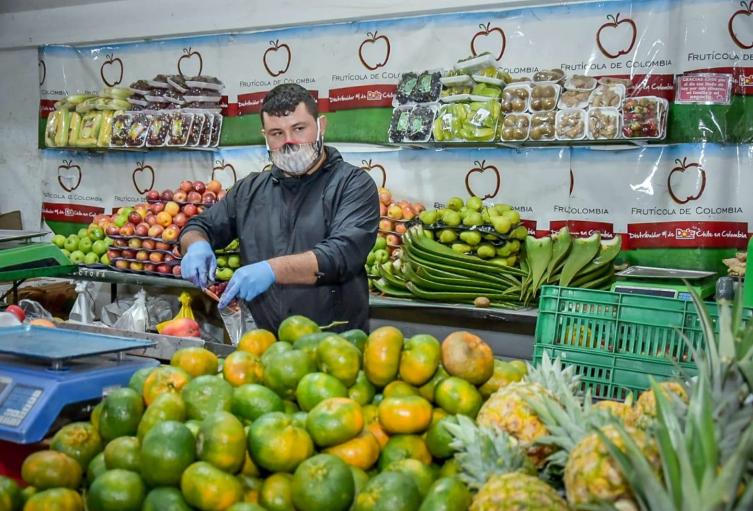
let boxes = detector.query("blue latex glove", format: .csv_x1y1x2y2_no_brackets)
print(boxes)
180,240,216,289
218,261,276,310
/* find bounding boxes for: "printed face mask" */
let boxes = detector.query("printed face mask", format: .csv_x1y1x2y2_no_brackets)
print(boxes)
267,117,323,176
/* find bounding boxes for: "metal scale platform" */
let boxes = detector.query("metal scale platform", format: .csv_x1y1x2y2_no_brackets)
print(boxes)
0,325,157,443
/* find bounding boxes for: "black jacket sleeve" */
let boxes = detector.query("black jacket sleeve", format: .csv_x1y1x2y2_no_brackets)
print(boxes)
312,169,379,285
179,178,242,250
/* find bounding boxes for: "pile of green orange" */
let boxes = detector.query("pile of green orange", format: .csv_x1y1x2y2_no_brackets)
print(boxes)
1,316,527,511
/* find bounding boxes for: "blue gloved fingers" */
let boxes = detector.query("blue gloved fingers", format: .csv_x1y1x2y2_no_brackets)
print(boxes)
181,260,199,287
218,276,240,310
208,256,217,284
196,264,208,289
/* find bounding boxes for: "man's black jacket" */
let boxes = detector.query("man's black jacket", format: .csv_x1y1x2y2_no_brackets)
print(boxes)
181,146,379,332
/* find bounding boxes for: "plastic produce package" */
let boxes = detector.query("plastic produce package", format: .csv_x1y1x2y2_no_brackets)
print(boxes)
68,281,96,324
102,290,174,332
219,301,257,346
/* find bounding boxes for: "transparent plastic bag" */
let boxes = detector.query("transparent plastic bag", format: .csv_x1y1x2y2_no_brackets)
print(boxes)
219,301,257,346
113,289,148,332
101,292,175,331
69,281,95,324
18,299,54,321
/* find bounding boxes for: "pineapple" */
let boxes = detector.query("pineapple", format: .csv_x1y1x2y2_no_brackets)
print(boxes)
525,383,660,508
594,288,753,510
592,398,637,426
635,381,688,422
445,415,568,511
476,353,580,466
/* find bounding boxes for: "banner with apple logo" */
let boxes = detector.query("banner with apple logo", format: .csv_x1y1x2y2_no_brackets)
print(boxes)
41,150,212,233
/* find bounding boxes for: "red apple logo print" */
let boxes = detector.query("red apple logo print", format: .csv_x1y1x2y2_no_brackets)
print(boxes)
465,160,501,200
471,23,506,61
132,161,155,195
361,159,386,188
569,169,575,197
596,13,637,59
212,159,238,188
729,1,753,49
668,157,707,205
100,53,124,87
263,40,291,77
39,60,46,86
58,160,81,192
178,47,203,78
359,31,391,71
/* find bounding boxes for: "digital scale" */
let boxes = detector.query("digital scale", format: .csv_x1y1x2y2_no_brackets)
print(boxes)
611,266,717,301
0,325,157,444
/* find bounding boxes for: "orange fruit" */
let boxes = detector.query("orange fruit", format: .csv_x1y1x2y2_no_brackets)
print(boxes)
142,365,191,406
247,412,314,473
399,334,441,386
181,461,243,511
223,351,264,387
170,347,219,378
324,430,381,470
435,377,483,418
363,326,404,387
441,331,494,385
29,318,55,328
238,329,277,357
378,396,433,434
479,359,526,398
383,381,420,398
306,397,364,448
377,434,432,471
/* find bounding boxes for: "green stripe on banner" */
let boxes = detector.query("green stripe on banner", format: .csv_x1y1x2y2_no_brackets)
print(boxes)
46,220,85,236
220,107,392,146
668,95,753,144
622,248,736,275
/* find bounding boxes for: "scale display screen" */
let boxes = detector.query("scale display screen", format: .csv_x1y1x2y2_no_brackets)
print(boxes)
0,383,42,427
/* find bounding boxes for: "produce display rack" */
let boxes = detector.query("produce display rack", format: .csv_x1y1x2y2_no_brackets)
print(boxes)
391,139,657,151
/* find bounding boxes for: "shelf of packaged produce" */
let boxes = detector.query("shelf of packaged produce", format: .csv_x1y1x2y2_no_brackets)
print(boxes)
391,139,661,150
368,294,537,360
41,146,219,154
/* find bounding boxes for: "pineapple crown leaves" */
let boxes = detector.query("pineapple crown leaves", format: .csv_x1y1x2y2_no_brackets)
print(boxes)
524,351,582,402
445,414,532,491
598,376,753,511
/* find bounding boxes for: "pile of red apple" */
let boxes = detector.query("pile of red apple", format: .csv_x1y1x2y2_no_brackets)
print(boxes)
377,187,424,256
100,179,225,278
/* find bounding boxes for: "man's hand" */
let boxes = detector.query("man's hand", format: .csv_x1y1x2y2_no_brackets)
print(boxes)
218,261,276,309
180,240,216,289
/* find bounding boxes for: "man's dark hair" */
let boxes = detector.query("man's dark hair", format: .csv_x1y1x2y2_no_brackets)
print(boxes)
260,84,318,125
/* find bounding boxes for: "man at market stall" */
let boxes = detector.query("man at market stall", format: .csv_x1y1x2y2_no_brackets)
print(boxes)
179,83,379,332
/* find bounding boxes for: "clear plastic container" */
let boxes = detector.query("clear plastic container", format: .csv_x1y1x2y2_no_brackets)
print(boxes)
558,90,591,110
389,105,413,143
184,76,225,92
146,113,169,147
77,111,103,147
564,75,597,92
199,113,214,147
589,84,625,109
498,113,531,141
209,113,222,147
555,109,587,141
529,111,557,141
453,53,496,74
406,103,438,142
440,74,474,87
433,104,467,142
533,69,565,83
166,75,188,93
439,93,471,103
588,107,621,140
500,84,530,113
622,96,664,139
109,112,133,147
183,95,221,103
472,74,506,87
125,113,151,147
529,83,561,112
187,113,206,146
166,112,195,147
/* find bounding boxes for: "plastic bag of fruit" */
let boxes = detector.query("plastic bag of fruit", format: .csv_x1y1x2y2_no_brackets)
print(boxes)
219,300,256,346
102,290,174,331
113,289,149,332
156,291,195,333
68,281,95,324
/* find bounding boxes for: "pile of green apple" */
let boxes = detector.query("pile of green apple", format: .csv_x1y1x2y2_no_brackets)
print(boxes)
51,225,112,266
417,196,527,264
215,239,241,281
365,237,390,282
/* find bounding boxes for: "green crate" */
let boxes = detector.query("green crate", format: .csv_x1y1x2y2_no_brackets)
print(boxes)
533,285,752,400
